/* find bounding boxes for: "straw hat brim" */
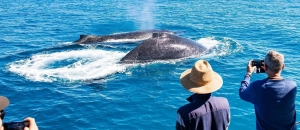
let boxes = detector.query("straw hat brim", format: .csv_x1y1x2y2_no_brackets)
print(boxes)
180,69,223,94
0,96,9,110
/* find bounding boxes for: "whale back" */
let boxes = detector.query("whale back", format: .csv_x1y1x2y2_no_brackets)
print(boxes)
74,29,174,44
120,33,208,63
74,35,104,43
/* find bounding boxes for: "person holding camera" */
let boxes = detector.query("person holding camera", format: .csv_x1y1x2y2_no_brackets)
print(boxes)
239,50,297,130
176,60,230,130
0,96,39,130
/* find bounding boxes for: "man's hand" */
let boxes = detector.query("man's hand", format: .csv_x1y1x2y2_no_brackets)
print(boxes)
247,60,256,75
24,117,39,130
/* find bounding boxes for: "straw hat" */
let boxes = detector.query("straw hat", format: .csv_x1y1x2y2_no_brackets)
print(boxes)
180,60,223,94
0,96,9,110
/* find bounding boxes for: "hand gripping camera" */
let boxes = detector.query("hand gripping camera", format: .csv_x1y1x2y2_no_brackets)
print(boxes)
251,59,265,73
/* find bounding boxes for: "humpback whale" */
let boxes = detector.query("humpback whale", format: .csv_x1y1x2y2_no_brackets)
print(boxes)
120,33,209,63
74,29,174,43
74,30,215,63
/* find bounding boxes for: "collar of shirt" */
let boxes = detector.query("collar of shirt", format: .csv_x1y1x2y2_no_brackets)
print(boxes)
187,93,211,102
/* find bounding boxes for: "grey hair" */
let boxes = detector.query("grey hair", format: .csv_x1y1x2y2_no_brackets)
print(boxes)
264,50,284,73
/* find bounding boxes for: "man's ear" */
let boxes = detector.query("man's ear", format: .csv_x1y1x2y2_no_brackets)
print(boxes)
282,64,285,70
263,64,267,71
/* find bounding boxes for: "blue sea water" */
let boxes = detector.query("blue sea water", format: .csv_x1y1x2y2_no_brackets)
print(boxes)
1,0,300,129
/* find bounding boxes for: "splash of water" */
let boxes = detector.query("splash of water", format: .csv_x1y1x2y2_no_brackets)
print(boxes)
196,36,243,58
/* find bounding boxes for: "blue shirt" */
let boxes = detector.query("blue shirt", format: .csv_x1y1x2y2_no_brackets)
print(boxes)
239,75,297,130
176,94,230,130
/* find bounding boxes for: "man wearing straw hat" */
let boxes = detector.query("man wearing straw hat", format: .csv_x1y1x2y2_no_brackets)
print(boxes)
239,50,297,130
0,96,39,130
176,60,230,130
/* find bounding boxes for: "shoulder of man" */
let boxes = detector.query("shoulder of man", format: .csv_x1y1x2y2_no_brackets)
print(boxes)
284,79,297,85
211,96,228,101
210,96,230,109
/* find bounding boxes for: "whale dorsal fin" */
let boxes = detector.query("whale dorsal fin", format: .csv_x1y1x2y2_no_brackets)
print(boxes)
74,35,89,43
80,35,88,39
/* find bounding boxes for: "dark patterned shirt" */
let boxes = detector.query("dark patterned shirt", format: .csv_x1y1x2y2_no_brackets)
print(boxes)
176,94,230,130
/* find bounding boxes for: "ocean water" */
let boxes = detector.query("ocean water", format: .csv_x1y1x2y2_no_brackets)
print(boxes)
1,0,300,129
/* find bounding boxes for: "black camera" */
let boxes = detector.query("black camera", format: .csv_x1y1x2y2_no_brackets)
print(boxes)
251,59,265,73
3,121,29,130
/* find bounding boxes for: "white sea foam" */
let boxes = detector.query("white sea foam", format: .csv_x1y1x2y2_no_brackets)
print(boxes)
196,37,242,58
196,37,221,49
8,49,132,82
